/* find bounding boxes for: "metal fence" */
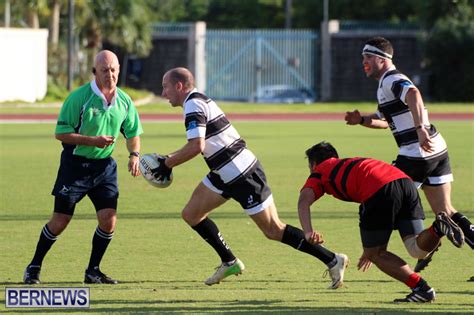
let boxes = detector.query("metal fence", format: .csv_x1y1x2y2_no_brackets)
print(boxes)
145,22,422,101
205,29,319,101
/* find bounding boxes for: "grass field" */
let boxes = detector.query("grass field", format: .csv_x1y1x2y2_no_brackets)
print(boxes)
0,120,473,314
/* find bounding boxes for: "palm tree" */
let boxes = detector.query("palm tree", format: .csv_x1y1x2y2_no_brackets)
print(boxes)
74,0,153,83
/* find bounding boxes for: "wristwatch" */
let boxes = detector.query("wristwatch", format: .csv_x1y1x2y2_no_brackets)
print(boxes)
129,151,140,158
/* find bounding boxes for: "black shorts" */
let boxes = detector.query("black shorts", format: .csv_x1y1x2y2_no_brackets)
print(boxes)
360,219,425,248
203,160,273,215
393,152,453,187
51,152,119,215
359,178,424,231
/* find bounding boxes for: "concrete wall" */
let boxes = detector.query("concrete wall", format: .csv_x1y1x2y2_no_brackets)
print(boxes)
125,22,206,96
0,28,48,102
320,21,423,101
126,39,189,94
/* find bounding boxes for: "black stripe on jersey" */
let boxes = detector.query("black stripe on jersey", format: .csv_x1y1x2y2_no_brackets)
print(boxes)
394,124,439,147
380,70,401,87
400,149,448,161
225,158,258,185
329,158,349,201
378,98,407,115
340,158,366,197
390,108,411,118
185,112,207,131
391,79,412,99
187,92,211,103
393,129,419,147
426,124,439,138
120,103,130,138
120,124,126,138
309,172,322,179
61,105,87,154
206,114,231,139
204,138,247,170
75,106,86,133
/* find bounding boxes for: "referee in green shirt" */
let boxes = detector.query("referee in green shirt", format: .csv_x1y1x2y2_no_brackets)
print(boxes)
24,50,143,284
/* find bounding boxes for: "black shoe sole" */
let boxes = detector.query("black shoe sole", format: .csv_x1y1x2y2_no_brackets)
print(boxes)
436,214,465,248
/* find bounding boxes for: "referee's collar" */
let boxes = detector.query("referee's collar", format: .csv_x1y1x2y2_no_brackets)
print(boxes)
91,80,117,109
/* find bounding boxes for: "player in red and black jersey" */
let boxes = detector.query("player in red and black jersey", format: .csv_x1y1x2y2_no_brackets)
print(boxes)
298,142,464,303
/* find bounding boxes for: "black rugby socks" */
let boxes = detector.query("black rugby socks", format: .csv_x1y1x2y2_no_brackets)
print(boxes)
87,227,114,270
281,224,335,265
192,217,237,263
29,224,58,267
451,212,474,249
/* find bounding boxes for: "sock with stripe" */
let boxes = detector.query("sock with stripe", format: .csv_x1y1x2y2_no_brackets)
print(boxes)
87,227,114,271
405,273,431,291
281,224,335,265
428,225,443,238
29,224,58,267
451,212,474,249
192,217,236,263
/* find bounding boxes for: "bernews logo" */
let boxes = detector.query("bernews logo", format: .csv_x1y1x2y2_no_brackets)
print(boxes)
5,287,90,308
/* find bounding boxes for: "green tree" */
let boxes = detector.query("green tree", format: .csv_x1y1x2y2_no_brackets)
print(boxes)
1,0,49,28
47,0,154,85
424,0,474,101
145,0,210,22
289,0,420,29
414,0,464,29
87,0,152,58
204,0,286,28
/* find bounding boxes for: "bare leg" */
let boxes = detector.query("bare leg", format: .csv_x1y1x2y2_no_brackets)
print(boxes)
47,212,73,235
363,246,414,283
249,202,286,240
181,182,227,226
182,182,237,265
422,183,456,216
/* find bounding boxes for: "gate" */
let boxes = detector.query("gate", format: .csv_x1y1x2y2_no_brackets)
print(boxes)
206,29,319,101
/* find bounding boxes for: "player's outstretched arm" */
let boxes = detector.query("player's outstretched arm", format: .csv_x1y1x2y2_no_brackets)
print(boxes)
344,109,364,125
345,110,389,129
298,189,316,234
298,189,324,244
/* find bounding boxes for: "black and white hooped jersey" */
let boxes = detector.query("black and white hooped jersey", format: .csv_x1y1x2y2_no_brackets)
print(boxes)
183,90,257,184
376,66,447,159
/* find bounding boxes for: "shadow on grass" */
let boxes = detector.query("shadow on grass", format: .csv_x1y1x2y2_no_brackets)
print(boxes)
1,282,471,314
0,278,393,287
0,298,463,314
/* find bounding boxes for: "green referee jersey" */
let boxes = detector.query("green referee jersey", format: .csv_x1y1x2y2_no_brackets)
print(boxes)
56,81,143,159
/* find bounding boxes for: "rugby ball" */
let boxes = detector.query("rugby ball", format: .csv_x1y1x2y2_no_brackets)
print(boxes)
139,153,173,188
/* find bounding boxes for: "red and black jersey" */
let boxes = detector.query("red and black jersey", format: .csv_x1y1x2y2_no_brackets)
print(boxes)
301,157,409,203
